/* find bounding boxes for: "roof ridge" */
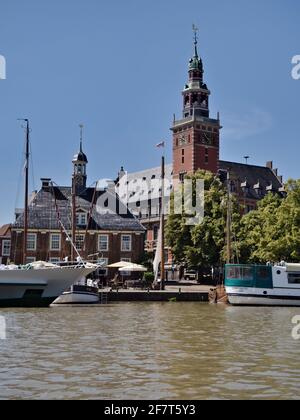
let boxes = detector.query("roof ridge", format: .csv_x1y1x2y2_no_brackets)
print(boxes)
219,160,272,170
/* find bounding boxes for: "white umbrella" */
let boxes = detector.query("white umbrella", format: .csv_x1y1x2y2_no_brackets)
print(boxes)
119,263,147,272
107,261,132,268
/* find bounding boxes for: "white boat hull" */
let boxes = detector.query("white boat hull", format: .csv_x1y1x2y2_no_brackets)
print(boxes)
0,266,97,307
226,287,300,307
52,285,99,304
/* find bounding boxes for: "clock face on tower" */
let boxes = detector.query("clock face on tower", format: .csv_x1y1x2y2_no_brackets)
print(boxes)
202,132,213,145
179,135,187,146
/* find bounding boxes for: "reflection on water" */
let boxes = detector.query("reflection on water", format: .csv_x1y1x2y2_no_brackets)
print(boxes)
0,303,299,400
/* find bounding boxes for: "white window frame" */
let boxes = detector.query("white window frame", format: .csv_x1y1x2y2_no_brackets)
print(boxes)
50,233,61,251
121,258,131,276
2,240,11,257
26,257,36,264
97,258,108,276
98,234,109,252
75,234,85,251
49,257,60,264
27,233,37,251
76,212,87,226
121,235,132,252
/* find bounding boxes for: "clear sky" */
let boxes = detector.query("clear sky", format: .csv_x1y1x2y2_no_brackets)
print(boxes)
0,0,299,225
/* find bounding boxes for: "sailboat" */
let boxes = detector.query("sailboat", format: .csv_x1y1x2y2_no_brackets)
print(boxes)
0,120,99,307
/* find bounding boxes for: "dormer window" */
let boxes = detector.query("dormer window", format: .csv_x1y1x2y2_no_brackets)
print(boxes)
76,212,87,226
241,180,250,195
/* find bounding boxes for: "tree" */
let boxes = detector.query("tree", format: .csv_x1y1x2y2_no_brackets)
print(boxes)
166,170,241,275
238,179,300,263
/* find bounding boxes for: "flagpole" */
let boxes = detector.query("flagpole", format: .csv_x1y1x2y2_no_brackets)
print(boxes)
156,141,166,291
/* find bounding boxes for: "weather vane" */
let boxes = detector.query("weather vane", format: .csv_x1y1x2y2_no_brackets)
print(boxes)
79,124,84,150
192,24,199,45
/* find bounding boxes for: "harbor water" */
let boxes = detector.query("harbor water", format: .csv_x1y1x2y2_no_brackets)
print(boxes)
0,302,299,400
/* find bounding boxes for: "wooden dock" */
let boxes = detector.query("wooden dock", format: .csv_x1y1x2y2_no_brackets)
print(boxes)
104,285,211,303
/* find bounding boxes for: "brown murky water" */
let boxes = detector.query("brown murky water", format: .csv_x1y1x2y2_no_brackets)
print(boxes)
0,303,299,400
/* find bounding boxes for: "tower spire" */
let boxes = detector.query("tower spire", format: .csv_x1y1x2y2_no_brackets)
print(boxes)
79,124,84,152
72,123,88,194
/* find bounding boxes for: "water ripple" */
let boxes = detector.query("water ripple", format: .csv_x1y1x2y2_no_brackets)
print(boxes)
0,303,299,399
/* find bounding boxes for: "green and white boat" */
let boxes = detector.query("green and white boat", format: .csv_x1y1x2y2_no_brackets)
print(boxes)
225,263,300,306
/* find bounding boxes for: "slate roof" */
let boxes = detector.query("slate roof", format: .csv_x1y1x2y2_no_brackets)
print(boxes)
0,224,11,237
116,164,173,204
119,160,284,209
13,186,145,232
219,160,283,199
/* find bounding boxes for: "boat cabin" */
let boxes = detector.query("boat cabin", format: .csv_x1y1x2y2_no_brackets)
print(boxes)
225,264,300,289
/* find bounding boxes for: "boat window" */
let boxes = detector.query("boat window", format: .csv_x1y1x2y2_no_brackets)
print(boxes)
288,274,300,284
226,266,253,281
256,266,271,280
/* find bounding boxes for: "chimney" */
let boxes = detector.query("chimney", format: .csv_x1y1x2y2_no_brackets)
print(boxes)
273,168,278,176
266,161,273,170
41,178,51,190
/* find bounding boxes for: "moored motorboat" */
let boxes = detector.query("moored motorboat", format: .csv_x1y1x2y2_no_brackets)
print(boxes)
225,263,300,306
0,261,99,307
52,283,99,304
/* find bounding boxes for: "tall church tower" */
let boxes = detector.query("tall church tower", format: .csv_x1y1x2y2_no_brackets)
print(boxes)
171,28,221,180
72,124,88,195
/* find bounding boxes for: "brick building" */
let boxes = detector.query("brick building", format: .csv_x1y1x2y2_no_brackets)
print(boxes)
116,32,284,254
0,224,11,265
10,142,145,279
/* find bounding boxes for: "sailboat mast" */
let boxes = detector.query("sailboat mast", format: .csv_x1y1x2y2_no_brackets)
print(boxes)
23,119,30,265
160,155,165,291
226,171,232,265
71,178,76,262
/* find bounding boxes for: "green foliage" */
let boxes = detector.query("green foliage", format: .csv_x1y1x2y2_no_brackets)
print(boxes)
143,272,155,285
138,251,154,273
166,170,241,270
238,179,300,263
166,172,300,267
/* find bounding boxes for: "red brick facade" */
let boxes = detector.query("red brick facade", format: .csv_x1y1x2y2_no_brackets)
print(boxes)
0,224,11,265
10,229,145,278
171,37,220,178
172,122,220,177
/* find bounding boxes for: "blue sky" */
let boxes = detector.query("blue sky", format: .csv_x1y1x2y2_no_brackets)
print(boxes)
0,0,299,224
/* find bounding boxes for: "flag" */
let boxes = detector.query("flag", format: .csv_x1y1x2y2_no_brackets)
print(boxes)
156,141,165,148
153,227,162,282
